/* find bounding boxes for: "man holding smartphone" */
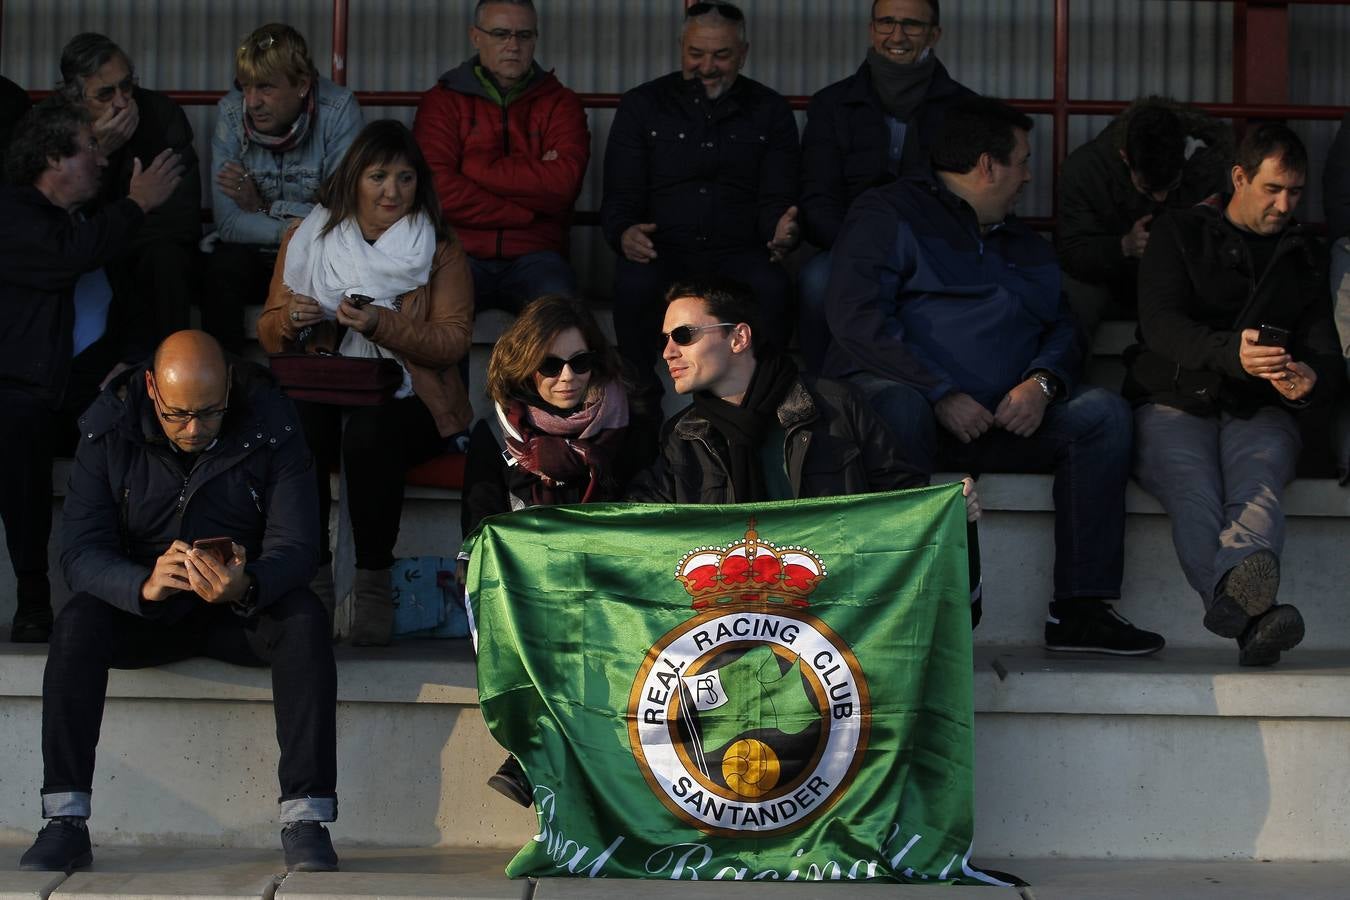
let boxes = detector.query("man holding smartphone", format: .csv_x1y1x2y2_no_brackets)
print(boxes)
1126,124,1342,666
18,330,340,874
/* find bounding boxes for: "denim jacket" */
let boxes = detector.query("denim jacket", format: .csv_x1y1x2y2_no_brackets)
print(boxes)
209,76,363,247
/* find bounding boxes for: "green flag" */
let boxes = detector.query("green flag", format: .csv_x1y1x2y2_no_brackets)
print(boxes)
466,484,999,884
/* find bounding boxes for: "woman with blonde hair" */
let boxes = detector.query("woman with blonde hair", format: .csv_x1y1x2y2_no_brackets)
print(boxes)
258,119,473,646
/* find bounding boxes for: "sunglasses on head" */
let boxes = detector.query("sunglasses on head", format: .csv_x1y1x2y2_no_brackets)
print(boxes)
661,322,736,348
686,1,745,21
537,351,596,378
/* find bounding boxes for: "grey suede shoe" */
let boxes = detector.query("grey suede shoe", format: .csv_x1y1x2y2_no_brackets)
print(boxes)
350,567,393,647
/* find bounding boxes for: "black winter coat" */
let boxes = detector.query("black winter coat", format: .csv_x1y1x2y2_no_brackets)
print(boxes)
61,363,318,622
94,87,201,253
799,59,972,250
600,72,799,256
0,185,145,404
1125,202,1342,416
0,74,31,159
625,375,925,504
1056,98,1233,305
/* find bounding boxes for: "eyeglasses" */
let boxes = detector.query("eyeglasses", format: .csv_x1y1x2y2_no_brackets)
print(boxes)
150,376,230,424
871,17,935,37
474,24,539,44
686,2,745,22
661,322,736,348
537,352,596,378
87,74,136,105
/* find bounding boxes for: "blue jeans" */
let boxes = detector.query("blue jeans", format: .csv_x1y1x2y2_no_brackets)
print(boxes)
468,251,577,314
852,373,1132,600
1133,403,1300,609
797,249,833,374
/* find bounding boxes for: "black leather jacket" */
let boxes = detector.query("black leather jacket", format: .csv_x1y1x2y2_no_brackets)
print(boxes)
1125,201,1342,416
626,375,925,504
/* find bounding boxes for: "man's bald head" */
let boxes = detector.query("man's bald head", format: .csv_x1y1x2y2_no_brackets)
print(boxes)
146,331,231,452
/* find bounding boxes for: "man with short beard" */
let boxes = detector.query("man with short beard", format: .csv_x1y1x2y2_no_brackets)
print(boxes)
601,2,800,402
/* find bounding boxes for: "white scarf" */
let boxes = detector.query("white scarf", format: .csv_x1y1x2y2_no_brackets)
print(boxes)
282,205,436,399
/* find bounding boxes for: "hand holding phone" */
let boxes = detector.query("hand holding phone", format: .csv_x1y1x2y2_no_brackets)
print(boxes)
347,293,375,309
1255,323,1292,348
192,536,235,565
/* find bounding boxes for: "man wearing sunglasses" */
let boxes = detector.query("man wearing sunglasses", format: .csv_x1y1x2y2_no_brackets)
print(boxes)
59,33,204,341
827,97,1164,657
413,0,589,314
1057,98,1233,345
18,330,340,874
798,0,973,373
601,1,800,401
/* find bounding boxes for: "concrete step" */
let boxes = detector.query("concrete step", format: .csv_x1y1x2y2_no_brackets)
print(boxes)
4,848,1350,898
3,641,1350,860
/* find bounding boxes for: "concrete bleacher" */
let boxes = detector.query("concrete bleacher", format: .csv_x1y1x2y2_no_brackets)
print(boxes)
3,314,1350,897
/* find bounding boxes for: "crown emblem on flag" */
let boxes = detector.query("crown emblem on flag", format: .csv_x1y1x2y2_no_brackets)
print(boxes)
675,518,827,610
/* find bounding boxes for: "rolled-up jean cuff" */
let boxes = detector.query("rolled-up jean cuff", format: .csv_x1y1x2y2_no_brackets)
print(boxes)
41,791,91,819
279,796,337,824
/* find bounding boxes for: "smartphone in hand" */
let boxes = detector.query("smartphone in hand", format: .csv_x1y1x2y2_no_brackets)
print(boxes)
192,537,234,565
348,293,375,309
1256,323,1292,347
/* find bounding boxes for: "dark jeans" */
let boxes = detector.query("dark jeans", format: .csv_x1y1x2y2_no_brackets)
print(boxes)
853,373,1132,601
469,251,577,314
0,342,118,597
202,242,276,354
295,395,446,571
796,249,833,374
41,590,337,820
613,248,792,394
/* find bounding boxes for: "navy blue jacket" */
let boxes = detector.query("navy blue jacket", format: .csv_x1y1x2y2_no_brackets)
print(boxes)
601,72,799,256
0,185,146,404
61,363,318,622
824,176,1081,409
801,59,973,250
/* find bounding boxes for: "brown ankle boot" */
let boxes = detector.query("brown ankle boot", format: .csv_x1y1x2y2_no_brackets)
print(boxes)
350,567,393,647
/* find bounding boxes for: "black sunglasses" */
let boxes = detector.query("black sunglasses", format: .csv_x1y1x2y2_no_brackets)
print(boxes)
661,322,736,348
686,2,745,21
537,351,596,378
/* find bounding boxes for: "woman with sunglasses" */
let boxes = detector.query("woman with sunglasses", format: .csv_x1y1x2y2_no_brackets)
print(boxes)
462,294,656,805
257,119,473,646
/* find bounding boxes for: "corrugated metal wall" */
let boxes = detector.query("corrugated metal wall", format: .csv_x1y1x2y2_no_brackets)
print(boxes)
1,1,1346,283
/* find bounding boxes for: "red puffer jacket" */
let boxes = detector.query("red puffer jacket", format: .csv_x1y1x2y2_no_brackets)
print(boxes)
413,59,590,260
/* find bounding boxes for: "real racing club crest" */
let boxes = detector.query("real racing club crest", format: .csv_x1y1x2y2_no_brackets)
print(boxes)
628,519,871,837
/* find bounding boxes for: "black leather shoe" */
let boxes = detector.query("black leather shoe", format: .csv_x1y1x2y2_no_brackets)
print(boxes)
1206,550,1280,639
487,755,533,807
281,821,339,872
19,818,92,872
1238,604,1304,667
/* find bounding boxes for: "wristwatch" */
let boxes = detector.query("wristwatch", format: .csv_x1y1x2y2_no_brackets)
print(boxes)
231,573,258,617
1030,371,1059,402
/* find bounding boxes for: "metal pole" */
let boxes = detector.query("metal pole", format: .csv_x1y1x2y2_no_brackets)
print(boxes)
1052,0,1071,216
331,0,349,86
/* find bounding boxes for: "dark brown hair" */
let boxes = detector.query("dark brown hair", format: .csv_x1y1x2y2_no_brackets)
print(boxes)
486,295,622,407
316,119,444,239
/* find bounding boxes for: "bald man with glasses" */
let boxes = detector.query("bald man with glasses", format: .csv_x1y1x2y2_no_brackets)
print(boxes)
19,330,340,874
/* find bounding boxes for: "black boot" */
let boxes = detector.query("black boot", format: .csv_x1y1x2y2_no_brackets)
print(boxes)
487,755,533,807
